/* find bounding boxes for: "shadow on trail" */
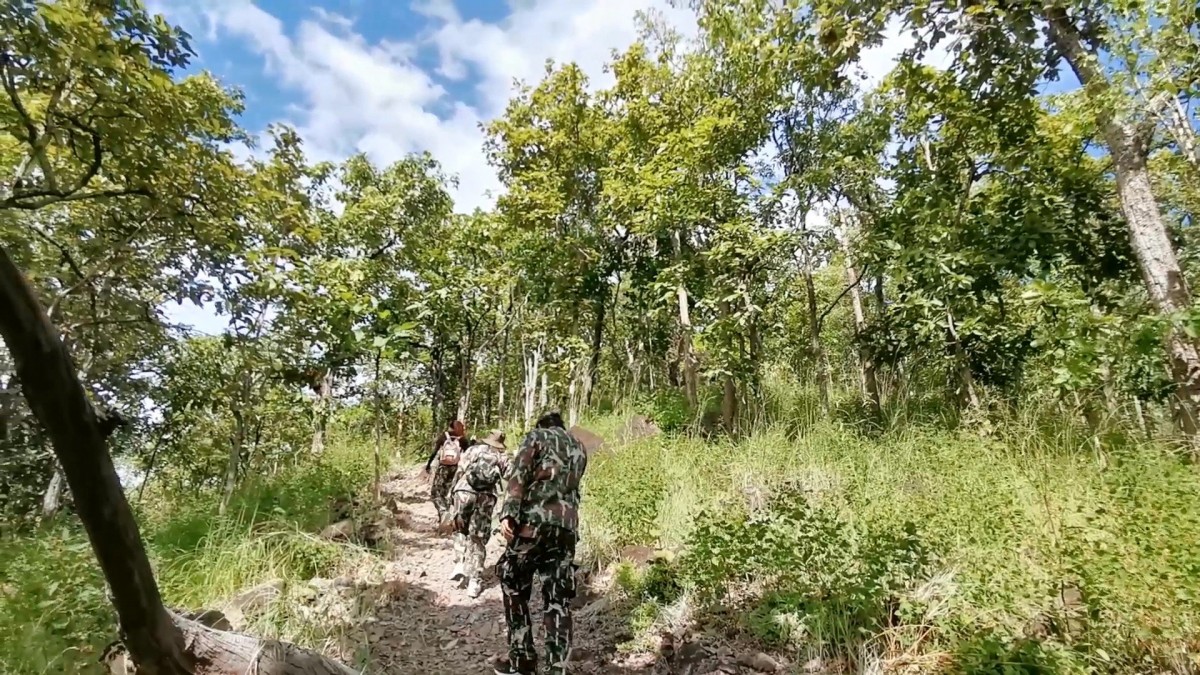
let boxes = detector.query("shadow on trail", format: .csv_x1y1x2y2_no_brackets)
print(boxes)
362,575,654,674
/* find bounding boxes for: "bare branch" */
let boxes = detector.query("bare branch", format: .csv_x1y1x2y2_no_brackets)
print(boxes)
816,263,871,335
0,56,56,189
2,186,151,211
24,222,85,281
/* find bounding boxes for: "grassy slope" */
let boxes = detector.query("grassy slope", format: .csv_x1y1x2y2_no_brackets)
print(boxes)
3,402,1199,674
580,400,1200,673
0,439,374,675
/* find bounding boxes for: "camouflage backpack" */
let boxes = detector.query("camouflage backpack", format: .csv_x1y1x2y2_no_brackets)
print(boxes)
462,446,504,492
438,436,462,466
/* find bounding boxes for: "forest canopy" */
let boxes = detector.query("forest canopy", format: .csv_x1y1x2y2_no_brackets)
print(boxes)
1,0,1199,673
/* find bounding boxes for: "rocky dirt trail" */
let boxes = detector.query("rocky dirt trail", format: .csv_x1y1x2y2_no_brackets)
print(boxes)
335,464,794,674
364,466,655,674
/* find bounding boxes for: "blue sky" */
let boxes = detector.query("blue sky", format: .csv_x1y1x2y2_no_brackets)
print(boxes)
150,0,700,214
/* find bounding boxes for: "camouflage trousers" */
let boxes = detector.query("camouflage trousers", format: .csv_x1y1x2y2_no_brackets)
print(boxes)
496,526,577,675
430,463,456,522
452,490,496,581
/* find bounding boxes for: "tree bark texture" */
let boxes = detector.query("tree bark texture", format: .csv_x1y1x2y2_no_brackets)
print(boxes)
842,239,881,417
1046,9,1200,438
310,369,332,455
803,251,830,415
104,614,357,675
672,231,699,408
41,466,65,519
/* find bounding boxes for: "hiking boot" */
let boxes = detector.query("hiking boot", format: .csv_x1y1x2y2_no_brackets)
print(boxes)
450,562,465,581
466,577,482,598
491,656,533,675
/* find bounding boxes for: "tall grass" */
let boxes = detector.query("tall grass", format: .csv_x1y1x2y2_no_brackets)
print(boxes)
0,437,375,675
580,382,1200,673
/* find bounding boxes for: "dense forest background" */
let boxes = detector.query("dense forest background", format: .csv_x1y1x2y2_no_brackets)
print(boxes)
2,0,1199,673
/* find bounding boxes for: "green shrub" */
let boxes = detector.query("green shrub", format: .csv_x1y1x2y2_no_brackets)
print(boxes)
681,496,930,651
582,438,666,551
0,526,111,674
614,557,683,605
635,389,690,434
0,437,375,675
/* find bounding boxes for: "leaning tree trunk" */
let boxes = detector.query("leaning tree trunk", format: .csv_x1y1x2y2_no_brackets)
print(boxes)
104,614,357,675
0,244,358,675
1046,9,1200,440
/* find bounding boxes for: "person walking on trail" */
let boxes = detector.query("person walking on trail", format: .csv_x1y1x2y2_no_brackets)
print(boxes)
449,429,509,598
493,411,588,675
425,419,468,526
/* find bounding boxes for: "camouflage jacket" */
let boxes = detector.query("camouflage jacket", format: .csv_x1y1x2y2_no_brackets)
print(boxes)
499,427,588,535
452,444,509,495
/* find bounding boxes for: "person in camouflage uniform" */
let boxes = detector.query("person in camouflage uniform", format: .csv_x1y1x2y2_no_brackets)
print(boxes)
450,429,509,598
493,411,588,675
425,419,468,525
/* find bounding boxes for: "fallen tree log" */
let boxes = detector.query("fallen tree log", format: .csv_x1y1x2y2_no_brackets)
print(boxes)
0,244,359,674
103,613,358,675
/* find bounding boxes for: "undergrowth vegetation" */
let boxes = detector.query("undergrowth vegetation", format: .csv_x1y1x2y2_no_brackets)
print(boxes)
583,383,1200,674
0,435,374,675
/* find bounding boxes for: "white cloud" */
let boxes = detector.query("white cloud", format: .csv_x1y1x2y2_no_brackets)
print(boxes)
153,1,933,216
153,0,697,213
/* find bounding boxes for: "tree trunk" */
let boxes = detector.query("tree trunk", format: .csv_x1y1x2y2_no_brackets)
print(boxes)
457,326,474,422
498,297,512,422
539,371,548,411
523,344,541,428
136,434,166,504
585,293,607,407
0,243,194,673
395,405,407,449
946,308,980,411
1133,396,1151,439
842,240,881,418
42,466,65,519
568,370,579,428
310,369,332,455
672,231,699,408
1046,10,1200,440
372,350,383,503
219,410,245,517
803,251,829,415
431,343,445,431
717,298,739,433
